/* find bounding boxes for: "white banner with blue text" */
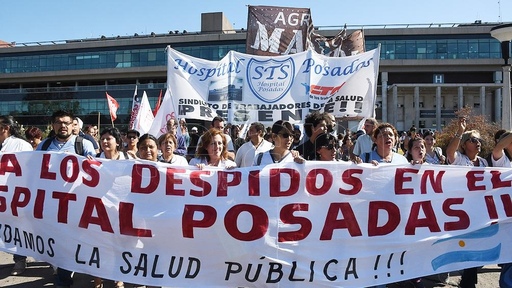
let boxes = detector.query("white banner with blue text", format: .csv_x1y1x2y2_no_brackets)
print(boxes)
1,151,511,287
166,46,380,125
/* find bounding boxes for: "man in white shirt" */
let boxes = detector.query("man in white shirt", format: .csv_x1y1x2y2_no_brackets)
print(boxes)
351,118,378,162
235,122,273,167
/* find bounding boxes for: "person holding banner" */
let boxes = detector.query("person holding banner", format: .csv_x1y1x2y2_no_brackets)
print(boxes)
97,127,135,160
158,132,189,166
446,117,488,288
490,131,512,288
137,134,159,162
37,110,96,288
0,116,33,276
190,128,236,169
314,133,339,161
357,123,408,165
253,120,305,166
95,127,135,288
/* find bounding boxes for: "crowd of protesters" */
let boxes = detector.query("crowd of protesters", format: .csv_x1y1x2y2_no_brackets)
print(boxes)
1,109,511,288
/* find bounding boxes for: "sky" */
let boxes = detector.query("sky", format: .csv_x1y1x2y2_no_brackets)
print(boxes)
1,0,511,44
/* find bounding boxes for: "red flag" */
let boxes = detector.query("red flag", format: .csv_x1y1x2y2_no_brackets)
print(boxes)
153,89,163,116
106,92,120,121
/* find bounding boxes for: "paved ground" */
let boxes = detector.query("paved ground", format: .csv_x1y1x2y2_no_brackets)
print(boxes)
0,252,502,287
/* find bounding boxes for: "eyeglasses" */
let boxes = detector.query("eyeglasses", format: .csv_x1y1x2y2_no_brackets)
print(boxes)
54,121,72,126
467,137,482,144
278,133,294,139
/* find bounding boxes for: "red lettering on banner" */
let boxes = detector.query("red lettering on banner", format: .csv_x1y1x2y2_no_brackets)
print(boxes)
10,186,30,216
368,201,400,236
119,202,152,237
0,185,7,212
165,167,186,196
395,168,418,194
82,159,101,187
190,171,212,197
279,203,311,241
52,191,77,223
40,154,56,180
320,203,362,240
405,201,440,235
443,198,469,230
34,189,45,219
225,204,268,241
131,164,159,194
60,155,80,183
269,168,300,197
217,171,242,197
466,170,486,191
396,169,446,195
305,169,332,196
490,170,512,188
182,204,217,238
339,169,363,195
248,170,260,196
421,170,445,194
79,196,114,232
0,154,22,176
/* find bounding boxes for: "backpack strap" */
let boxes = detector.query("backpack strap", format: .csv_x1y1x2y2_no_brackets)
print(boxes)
74,136,84,156
364,152,370,163
41,137,55,151
256,152,264,166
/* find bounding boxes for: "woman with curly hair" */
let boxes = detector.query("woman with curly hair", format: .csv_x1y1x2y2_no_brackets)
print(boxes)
189,128,236,169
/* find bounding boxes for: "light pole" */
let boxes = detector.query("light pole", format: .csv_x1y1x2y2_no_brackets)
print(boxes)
491,24,512,130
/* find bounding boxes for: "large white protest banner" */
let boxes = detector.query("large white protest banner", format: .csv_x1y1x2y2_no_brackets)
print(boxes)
167,46,379,125
1,151,511,287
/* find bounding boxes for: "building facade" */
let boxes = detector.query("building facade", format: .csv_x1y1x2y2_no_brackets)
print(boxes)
0,13,506,132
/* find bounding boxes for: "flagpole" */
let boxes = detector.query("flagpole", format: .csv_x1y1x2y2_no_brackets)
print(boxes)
97,112,101,132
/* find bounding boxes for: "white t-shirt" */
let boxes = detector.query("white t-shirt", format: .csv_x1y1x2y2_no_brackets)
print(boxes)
159,154,189,166
0,136,32,152
235,139,273,167
451,151,488,167
352,134,373,156
98,151,134,160
189,157,237,168
253,150,295,166
491,152,511,168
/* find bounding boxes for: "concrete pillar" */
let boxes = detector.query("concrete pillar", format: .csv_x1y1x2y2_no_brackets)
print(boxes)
480,86,486,118
392,85,398,126
414,86,420,129
495,71,503,124
381,72,388,123
458,86,464,110
436,87,442,131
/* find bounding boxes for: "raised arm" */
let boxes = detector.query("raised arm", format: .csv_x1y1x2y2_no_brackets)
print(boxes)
446,117,466,164
492,132,512,161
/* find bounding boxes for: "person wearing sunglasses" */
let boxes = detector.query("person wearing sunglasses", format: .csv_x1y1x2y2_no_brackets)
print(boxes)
445,117,487,288
446,117,488,167
123,129,140,158
253,120,305,166
314,133,339,161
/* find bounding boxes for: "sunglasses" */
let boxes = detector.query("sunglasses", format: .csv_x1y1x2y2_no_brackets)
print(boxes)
467,137,482,144
278,133,294,139
321,144,336,150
